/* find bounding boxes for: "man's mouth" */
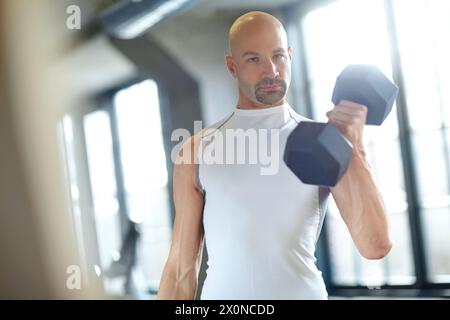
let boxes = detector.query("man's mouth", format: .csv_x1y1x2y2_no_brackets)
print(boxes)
260,85,281,90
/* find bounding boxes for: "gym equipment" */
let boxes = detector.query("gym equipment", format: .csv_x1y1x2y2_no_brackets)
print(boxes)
284,64,398,187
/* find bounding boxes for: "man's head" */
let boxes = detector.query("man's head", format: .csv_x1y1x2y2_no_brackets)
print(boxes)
226,11,292,108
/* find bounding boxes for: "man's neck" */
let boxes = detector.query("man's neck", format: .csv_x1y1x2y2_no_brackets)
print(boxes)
236,98,286,110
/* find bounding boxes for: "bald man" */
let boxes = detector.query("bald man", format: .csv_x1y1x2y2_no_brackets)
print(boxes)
158,11,391,300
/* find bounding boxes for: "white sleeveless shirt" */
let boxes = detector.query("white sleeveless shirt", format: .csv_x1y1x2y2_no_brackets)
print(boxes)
198,103,330,300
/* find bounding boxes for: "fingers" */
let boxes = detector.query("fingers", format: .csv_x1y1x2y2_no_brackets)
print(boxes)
335,100,367,115
326,100,367,123
327,111,357,123
325,101,367,146
327,109,362,125
338,100,367,109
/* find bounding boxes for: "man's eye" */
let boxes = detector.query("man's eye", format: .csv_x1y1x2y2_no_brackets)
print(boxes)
247,57,259,62
274,54,285,59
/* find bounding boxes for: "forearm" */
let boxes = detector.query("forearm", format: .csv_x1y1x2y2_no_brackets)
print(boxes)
157,227,204,300
157,263,198,300
332,148,392,259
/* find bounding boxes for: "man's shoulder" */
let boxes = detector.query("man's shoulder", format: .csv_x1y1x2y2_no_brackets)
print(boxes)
203,113,235,132
288,106,313,123
193,113,235,143
189,113,233,148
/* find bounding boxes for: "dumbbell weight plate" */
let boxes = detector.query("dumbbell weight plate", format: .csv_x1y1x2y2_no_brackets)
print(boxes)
332,64,398,125
284,122,353,187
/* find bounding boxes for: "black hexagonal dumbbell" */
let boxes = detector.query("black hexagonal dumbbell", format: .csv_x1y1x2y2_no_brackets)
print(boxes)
284,64,399,187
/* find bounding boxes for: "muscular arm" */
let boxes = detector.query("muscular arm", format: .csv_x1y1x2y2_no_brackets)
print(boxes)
157,135,205,299
328,101,392,260
331,148,392,259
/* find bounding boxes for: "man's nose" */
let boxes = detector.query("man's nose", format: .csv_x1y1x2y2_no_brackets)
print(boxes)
261,59,279,77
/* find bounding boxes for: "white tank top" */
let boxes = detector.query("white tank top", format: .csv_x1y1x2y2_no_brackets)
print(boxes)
198,103,330,300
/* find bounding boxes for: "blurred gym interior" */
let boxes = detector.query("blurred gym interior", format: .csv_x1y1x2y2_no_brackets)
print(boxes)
0,0,449,300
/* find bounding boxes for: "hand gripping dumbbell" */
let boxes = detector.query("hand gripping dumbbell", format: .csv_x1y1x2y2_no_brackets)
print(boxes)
283,64,399,187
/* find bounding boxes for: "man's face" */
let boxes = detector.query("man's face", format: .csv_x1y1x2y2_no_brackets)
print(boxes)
227,21,292,107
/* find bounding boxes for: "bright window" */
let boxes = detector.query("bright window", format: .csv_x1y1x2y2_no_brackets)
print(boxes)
303,0,415,286
114,80,172,295
393,0,450,282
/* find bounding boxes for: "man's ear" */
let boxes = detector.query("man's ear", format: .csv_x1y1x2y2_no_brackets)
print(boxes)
288,46,293,60
225,55,237,78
